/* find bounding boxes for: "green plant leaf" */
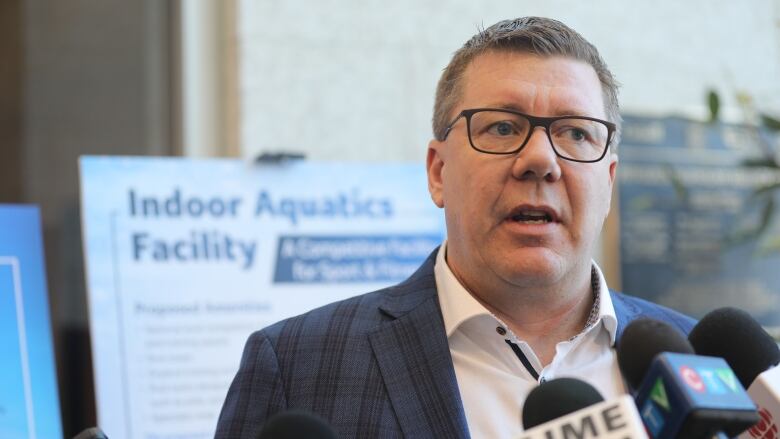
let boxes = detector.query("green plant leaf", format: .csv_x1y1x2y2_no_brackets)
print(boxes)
757,233,780,257
725,195,775,247
757,196,775,237
663,163,688,206
741,157,780,168
752,182,780,198
760,113,780,132
725,227,761,247
708,90,720,123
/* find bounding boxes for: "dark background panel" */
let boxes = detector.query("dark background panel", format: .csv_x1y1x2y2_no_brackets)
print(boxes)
1,0,178,435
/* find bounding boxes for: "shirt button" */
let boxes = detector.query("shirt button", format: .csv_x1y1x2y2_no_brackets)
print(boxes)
496,326,507,336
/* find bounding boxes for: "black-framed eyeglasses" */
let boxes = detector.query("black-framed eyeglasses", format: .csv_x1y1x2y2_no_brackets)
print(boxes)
442,108,616,163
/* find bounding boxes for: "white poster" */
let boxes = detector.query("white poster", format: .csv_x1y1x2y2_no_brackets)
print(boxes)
79,157,445,439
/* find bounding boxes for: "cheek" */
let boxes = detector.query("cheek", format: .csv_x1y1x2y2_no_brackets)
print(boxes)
444,160,482,199
569,170,612,226
460,167,505,210
443,163,502,228
585,173,614,224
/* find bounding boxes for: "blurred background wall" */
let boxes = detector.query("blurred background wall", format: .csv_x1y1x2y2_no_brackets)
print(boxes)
238,0,780,160
1,0,779,435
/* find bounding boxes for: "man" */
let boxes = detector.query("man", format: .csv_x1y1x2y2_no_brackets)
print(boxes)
216,17,695,438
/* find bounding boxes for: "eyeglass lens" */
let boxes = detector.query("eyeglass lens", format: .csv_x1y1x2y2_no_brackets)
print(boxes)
468,111,609,160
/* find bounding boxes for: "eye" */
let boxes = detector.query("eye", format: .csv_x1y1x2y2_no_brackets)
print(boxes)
487,121,518,136
553,123,595,144
566,128,588,142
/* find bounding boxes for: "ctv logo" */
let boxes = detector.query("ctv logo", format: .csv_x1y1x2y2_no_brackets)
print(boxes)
747,407,777,439
679,365,740,394
640,378,671,437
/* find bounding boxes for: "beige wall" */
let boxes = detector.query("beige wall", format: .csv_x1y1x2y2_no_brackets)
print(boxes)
236,0,780,162
234,0,780,286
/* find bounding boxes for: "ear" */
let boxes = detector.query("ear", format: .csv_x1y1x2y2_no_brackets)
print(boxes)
426,139,445,208
605,155,618,215
608,155,618,186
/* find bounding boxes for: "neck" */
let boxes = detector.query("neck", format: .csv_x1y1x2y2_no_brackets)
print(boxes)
451,262,595,366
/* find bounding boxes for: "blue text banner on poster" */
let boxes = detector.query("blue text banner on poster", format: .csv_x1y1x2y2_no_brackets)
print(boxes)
79,157,445,439
274,235,441,283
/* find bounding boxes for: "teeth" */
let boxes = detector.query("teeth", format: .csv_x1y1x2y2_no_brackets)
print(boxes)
511,210,552,223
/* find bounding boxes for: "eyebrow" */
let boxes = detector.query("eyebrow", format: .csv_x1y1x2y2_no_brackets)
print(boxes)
490,103,596,118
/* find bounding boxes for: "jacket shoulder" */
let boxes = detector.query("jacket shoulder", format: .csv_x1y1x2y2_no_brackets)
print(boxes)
261,285,395,343
262,249,439,342
610,289,697,336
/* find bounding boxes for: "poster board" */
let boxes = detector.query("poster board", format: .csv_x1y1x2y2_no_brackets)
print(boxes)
618,115,780,331
79,157,445,438
0,205,62,439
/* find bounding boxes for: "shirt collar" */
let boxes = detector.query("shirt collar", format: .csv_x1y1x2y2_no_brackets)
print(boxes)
591,262,618,345
434,240,618,345
435,241,489,338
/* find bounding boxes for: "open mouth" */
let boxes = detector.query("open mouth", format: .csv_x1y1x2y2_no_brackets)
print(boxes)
507,207,558,225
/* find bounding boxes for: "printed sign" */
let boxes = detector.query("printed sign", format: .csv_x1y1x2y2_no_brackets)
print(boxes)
80,157,445,439
618,115,780,329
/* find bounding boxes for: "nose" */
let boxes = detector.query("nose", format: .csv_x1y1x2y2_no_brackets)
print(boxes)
511,127,562,182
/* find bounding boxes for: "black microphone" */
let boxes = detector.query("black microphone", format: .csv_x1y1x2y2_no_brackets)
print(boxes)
617,318,695,392
523,377,605,429
689,307,780,439
618,318,759,438
688,307,780,389
520,377,648,438
257,410,338,439
72,427,109,439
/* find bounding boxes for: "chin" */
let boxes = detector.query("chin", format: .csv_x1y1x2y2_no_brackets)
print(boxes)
497,254,567,286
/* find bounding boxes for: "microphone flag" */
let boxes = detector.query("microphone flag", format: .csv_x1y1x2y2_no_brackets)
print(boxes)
740,365,780,439
518,395,649,439
636,352,758,438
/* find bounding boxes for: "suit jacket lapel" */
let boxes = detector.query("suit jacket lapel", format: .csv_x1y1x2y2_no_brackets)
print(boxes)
610,289,643,342
368,250,470,438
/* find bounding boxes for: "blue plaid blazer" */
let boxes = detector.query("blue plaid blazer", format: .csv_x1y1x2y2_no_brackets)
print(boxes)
215,249,695,438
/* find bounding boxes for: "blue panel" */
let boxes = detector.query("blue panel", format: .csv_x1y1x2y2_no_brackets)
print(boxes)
619,115,780,326
0,205,63,439
0,265,30,439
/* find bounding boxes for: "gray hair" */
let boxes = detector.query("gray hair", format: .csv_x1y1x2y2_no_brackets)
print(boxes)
432,17,621,148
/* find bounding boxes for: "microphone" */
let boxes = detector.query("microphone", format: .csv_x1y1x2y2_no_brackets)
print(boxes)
618,318,759,438
520,377,648,438
72,427,109,439
523,377,605,429
257,410,337,439
688,307,780,439
618,318,696,392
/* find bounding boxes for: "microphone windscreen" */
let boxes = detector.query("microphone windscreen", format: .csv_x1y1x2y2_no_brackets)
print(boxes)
521,377,604,430
258,410,337,439
616,318,695,391
688,307,780,388
72,427,109,439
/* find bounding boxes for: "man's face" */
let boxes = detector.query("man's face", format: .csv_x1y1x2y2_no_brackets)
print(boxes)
427,51,617,295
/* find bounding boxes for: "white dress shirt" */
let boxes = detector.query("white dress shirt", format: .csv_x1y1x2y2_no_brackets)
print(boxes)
434,241,626,438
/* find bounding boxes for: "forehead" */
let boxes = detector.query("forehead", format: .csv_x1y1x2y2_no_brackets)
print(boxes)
457,51,605,118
